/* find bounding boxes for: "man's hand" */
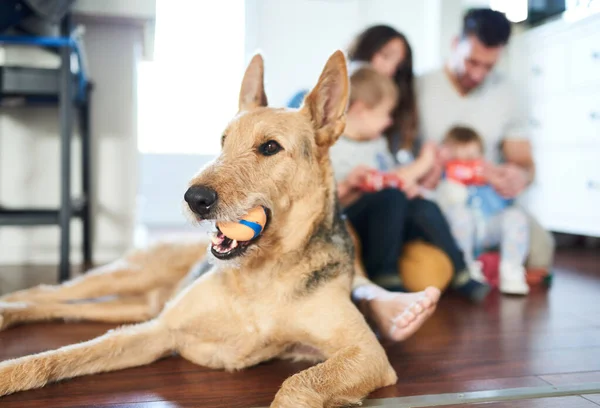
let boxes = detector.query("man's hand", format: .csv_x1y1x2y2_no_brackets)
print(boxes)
483,162,530,199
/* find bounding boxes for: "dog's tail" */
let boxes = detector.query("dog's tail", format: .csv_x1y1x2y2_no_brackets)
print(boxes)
0,320,172,397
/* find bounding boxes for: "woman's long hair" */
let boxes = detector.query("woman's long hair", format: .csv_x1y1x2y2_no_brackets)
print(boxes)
348,25,418,155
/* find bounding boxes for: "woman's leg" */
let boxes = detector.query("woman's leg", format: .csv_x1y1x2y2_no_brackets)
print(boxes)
404,198,467,273
403,198,490,302
345,189,410,290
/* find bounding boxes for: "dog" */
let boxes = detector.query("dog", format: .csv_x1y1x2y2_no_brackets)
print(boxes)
0,50,398,407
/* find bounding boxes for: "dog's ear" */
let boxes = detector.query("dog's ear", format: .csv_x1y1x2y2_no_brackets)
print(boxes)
300,50,349,148
239,54,268,111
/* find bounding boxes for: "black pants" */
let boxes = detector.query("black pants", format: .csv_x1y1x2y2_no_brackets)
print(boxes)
345,189,467,285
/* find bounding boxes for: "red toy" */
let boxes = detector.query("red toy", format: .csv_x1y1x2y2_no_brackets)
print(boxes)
360,169,404,192
445,159,486,186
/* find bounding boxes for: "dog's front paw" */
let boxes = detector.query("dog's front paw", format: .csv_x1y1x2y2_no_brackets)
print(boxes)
0,284,53,303
270,383,324,408
0,303,9,331
0,302,27,332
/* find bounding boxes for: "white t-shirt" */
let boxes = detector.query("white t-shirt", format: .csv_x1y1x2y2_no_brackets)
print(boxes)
416,68,528,163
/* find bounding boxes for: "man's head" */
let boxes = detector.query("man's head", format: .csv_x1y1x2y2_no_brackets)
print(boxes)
448,8,511,93
346,66,398,141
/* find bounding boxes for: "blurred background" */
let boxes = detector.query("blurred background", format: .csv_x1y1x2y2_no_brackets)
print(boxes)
0,0,598,282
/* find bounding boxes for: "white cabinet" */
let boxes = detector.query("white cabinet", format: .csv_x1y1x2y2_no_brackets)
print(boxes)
511,13,600,237
527,149,600,237
568,25,600,88
525,41,568,97
529,90,600,148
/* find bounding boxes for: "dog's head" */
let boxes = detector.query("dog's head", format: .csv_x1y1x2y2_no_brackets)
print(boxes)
184,51,349,263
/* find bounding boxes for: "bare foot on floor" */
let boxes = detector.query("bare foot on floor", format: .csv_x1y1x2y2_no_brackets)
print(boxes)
355,286,441,342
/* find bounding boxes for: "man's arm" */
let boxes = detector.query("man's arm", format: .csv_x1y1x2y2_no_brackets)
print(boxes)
502,138,535,184
485,138,535,199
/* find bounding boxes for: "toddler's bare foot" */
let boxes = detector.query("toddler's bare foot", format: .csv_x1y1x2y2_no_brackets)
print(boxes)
354,285,440,342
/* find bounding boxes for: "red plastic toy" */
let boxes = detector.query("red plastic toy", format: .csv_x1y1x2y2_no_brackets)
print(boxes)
445,159,486,186
360,169,404,192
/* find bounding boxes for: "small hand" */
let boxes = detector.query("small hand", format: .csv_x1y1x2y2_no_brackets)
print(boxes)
346,165,372,189
337,166,372,207
400,178,421,199
483,162,529,199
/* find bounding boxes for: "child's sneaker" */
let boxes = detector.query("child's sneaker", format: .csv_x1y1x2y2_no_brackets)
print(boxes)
500,261,529,295
468,260,486,283
452,268,491,303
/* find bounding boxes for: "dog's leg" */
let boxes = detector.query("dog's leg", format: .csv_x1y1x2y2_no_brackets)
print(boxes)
0,320,171,397
0,291,168,331
272,295,397,408
0,260,168,304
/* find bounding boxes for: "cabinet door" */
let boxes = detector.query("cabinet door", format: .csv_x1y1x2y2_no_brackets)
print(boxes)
568,26,600,88
529,90,600,148
525,148,600,237
525,42,567,97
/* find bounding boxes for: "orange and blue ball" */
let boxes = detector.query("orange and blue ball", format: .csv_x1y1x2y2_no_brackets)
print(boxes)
217,206,267,241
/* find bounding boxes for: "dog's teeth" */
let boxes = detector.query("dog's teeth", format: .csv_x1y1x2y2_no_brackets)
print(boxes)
231,239,238,249
210,231,227,247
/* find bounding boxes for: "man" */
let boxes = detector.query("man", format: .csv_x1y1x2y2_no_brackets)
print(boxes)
417,8,555,275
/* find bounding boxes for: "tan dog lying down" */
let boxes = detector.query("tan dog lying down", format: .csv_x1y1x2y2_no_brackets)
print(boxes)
0,51,440,406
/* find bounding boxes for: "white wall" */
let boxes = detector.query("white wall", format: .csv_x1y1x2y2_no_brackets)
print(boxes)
245,0,361,108
0,21,145,264
245,0,452,108
73,0,156,21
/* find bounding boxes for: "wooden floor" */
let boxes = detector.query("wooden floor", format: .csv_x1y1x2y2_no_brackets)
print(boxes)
0,248,598,407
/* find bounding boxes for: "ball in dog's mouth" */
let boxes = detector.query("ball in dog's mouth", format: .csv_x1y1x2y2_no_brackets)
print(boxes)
210,208,271,260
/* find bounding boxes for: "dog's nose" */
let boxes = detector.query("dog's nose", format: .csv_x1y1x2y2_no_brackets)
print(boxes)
184,185,218,216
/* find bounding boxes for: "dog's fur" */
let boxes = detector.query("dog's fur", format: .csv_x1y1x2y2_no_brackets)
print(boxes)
0,51,396,406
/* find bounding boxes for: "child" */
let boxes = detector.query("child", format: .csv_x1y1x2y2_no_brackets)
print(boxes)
330,65,490,302
438,126,530,295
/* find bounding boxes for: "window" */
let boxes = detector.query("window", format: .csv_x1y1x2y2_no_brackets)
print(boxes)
490,0,528,23
138,0,246,155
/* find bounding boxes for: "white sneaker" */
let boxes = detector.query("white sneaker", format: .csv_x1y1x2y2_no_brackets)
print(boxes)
469,261,486,283
500,261,530,295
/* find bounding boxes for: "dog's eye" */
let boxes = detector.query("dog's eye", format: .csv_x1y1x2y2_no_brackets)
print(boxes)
258,140,282,156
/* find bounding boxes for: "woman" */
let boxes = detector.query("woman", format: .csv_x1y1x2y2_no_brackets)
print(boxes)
347,25,419,160
288,25,418,159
